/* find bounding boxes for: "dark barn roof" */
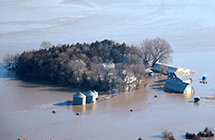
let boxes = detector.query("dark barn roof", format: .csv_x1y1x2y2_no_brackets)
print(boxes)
164,79,189,93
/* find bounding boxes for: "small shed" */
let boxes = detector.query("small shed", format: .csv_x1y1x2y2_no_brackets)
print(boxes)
92,90,99,100
84,90,96,104
73,92,86,105
102,62,115,69
145,69,153,76
124,73,137,84
164,79,195,94
153,63,177,74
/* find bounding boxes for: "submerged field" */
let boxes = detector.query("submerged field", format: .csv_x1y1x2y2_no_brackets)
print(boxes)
0,53,215,140
1,0,215,139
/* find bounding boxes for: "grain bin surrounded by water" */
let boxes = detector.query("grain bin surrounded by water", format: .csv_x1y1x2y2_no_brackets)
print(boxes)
92,90,99,100
73,92,86,105
84,90,96,104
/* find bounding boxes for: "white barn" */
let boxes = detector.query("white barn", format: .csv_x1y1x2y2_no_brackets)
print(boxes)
153,63,190,75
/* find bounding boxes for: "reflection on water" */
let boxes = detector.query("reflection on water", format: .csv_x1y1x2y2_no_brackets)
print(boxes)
0,59,215,140
53,100,97,114
72,103,97,114
0,64,16,78
1,0,215,139
184,92,195,99
54,100,73,106
72,105,86,113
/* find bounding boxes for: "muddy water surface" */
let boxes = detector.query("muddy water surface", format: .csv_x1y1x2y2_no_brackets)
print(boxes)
1,0,215,139
1,53,215,140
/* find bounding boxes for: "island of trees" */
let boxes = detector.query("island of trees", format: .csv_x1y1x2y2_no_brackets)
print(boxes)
3,38,173,92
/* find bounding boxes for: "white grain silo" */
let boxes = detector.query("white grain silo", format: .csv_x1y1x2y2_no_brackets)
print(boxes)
92,90,99,100
84,90,96,104
73,92,86,105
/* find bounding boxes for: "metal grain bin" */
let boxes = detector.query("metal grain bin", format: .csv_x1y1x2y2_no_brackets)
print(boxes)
92,90,99,100
73,92,86,105
84,90,96,104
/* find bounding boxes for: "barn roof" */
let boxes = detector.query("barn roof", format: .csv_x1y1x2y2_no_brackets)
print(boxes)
153,63,178,73
174,71,186,77
164,79,189,91
92,90,98,96
171,71,190,83
153,63,190,75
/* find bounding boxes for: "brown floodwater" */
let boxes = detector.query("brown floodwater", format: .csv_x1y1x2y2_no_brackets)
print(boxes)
0,52,215,140
1,0,215,139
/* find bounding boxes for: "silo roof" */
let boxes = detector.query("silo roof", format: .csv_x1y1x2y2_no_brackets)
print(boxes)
92,90,98,95
84,90,95,96
73,92,86,98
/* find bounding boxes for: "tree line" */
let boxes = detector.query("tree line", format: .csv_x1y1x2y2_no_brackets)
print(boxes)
3,38,173,91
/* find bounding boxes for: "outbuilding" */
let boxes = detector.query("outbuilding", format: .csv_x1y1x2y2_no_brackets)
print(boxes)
84,90,96,104
164,79,195,94
92,90,99,100
153,63,190,75
102,62,115,69
168,71,191,83
145,69,153,76
73,92,86,105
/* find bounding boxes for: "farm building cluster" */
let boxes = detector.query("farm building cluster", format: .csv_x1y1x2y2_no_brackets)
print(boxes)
73,63,195,106
153,63,195,94
73,90,99,105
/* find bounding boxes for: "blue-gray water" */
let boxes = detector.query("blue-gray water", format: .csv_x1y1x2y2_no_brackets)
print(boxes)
0,0,215,139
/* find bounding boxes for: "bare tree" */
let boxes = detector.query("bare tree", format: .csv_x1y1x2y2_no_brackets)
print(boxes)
68,60,86,71
162,130,173,138
66,60,86,83
57,52,69,64
140,44,152,67
40,41,53,49
114,63,133,91
3,53,20,69
90,63,103,79
131,63,146,88
126,54,142,65
140,37,174,67
91,56,103,64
